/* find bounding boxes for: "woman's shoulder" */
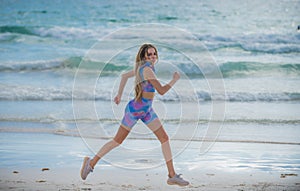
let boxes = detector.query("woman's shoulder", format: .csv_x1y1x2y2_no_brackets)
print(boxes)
140,62,152,71
143,62,155,70
142,61,151,67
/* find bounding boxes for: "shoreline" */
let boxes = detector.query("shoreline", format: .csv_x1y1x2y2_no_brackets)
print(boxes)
0,132,300,190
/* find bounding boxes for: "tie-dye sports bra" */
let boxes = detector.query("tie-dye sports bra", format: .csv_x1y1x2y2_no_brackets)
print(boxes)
139,62,155,92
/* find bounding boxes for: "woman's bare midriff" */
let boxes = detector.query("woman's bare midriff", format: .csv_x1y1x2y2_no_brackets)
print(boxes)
142,92,155,99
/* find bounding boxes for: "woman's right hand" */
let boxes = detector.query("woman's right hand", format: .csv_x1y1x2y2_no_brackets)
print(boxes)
114,94,121,105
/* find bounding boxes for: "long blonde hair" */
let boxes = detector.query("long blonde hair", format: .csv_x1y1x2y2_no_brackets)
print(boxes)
134,44,158,102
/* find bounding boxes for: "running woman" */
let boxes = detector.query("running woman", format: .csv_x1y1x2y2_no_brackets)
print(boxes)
80,43,189,186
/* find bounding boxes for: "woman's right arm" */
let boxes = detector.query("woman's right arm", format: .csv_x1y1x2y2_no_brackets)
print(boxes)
114,70,135,104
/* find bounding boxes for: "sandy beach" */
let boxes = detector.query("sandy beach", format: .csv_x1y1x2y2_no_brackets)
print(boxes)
1,132,299,191
1,165,299,191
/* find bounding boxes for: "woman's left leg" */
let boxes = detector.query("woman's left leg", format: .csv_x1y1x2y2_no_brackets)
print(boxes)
90,125,131,168
81,125,131,180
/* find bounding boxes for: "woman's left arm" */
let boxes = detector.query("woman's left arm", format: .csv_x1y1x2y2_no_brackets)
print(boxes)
144,67,180,95
114,70,135,104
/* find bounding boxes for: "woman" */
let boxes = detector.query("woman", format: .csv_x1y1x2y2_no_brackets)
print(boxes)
80,44,189,186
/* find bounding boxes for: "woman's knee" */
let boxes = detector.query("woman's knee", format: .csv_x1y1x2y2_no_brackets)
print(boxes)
158,131,169,144
113,136,125,145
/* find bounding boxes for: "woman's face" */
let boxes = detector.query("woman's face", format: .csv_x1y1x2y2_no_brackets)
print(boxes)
145,47,157,64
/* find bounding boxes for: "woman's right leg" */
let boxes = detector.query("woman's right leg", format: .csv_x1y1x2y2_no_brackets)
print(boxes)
146,119,189,186
146,119,176,178
89,125,130,168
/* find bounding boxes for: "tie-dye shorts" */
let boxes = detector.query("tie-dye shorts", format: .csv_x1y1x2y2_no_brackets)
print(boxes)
121,97,158,128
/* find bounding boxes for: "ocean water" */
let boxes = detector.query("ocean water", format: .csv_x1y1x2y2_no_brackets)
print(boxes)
0,0,300,171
